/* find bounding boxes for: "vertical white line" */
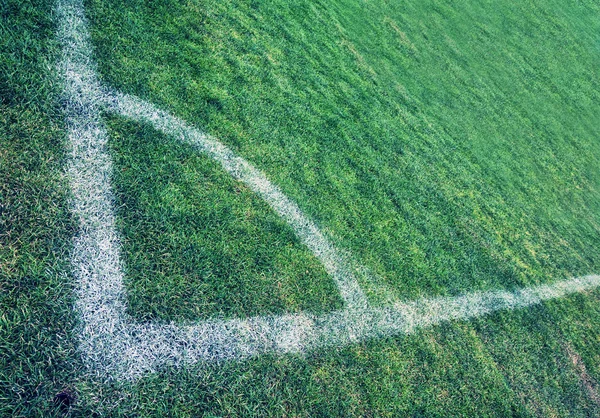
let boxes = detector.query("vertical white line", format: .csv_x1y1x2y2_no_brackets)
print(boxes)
56,0,134,376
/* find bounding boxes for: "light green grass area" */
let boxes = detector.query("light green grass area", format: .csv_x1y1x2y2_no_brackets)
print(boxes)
2,0,600,415
88,0,600,307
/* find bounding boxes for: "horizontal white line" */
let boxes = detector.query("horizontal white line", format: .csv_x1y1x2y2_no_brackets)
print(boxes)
96,274,600,380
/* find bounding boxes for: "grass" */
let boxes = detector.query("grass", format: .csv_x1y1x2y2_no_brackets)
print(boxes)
0,1,80,415
106,114,342,321
2,0,600,415
88,0,600,306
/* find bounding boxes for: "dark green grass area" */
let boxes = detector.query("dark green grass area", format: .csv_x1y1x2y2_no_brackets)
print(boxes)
0,1,81,416
87,0,600,303
106,115,342,321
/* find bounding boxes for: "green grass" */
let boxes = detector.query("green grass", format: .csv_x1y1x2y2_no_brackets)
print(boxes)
1,1,80,415
2,0,600,415
106,115,342,321
66,301,600,416
88,0,600,306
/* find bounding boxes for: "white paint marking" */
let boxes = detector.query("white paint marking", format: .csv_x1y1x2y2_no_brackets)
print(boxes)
56,0,133,378
57,0,600,382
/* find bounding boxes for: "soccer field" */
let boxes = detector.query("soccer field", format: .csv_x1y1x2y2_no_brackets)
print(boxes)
2,0,600,415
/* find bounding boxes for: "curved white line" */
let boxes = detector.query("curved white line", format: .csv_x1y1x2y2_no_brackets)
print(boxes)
105,90,368,310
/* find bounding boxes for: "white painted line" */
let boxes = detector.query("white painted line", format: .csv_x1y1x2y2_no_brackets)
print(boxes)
56,0,133,378
57,0,600,382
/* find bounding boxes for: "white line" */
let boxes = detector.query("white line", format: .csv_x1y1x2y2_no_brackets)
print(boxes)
56,0,138,378
122,275,598,378
57,0,600,382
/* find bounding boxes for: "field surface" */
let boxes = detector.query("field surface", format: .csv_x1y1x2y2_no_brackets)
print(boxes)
2,0,600,415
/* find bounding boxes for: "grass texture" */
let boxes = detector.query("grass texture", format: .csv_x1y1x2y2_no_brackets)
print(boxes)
107,115,342,321
88,0,600,309
2,0,600,415
0,1,80,415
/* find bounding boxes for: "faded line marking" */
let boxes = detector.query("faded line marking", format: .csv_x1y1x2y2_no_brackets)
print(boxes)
565,343,600,406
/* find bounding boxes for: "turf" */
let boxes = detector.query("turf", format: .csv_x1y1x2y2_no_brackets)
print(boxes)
66,300,600,416
2,0,600,415
0,1,80,415
87,0,600,306
106,114,342,322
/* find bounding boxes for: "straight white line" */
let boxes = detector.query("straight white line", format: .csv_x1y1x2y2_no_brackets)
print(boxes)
105,90,369,310
56,0,132,377
57,0,600,382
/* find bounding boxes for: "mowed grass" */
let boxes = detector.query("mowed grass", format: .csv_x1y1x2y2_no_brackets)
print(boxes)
1,1,81,416
2,0,600,416
88,0,600,307
106,115,341,321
